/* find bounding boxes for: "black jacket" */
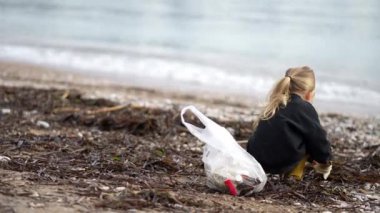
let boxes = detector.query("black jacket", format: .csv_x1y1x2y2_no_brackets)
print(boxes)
247,94,332,174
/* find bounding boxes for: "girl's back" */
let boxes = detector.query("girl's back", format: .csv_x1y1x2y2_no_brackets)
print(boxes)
247,93,331,174
246,66,332,178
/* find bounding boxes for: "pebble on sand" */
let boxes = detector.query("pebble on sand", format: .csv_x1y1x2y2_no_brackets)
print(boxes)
36,120,50,128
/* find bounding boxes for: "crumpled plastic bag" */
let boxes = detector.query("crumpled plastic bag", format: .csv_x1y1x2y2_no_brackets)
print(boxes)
181,105,267,196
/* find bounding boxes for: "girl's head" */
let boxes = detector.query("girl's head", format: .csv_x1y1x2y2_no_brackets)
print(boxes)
257,66,316,123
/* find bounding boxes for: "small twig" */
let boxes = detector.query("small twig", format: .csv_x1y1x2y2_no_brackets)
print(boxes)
292,191,307,200
86,105,128,114
61,90,70,100
237,140,248,144
53,107,81,113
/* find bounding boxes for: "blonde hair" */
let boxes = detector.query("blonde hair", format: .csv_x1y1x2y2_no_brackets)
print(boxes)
253,66,316,129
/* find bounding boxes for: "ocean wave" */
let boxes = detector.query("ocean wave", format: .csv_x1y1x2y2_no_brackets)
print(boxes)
0,44,379,108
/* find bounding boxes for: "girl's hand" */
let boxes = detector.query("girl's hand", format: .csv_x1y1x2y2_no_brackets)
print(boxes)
312,161,332,179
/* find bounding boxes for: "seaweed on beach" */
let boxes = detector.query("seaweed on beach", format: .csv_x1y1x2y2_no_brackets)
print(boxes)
0,86,379,212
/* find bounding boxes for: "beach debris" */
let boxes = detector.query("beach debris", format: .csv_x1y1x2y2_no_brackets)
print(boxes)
0,85,379,212
28,202,45,208
1,108,11,114
36,120,50,128
86,104,127,114
23,110,38,117
0,155,11,163
99,186,110,191
61,90,70,100
114,187,126,192
30,191,40,198
181,106,266,195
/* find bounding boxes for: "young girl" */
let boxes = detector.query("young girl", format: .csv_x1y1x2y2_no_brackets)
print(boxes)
246,66,332,180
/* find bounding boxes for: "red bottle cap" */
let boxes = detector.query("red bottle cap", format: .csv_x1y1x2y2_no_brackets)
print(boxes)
224,179,238,196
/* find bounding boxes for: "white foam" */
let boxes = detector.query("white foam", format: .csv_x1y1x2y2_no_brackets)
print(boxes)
1,44,379,111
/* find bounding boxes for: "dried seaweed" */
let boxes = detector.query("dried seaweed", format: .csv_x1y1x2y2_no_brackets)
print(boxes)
0,86,379,212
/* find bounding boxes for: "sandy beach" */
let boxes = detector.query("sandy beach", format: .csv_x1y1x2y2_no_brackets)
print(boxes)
0,61,379,212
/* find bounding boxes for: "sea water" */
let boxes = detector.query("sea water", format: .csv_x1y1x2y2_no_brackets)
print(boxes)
0,0,379,114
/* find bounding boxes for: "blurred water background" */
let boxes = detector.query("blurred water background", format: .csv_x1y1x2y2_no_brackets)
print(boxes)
0,0,379,113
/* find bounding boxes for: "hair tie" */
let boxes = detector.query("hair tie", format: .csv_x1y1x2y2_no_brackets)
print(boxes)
285,75,292,80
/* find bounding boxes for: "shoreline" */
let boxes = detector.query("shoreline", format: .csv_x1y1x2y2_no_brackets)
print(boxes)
0,60,264,125
0,59,378,118
0,60,255,108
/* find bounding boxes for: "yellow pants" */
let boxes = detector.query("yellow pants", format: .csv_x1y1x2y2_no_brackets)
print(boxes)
288,156,308,180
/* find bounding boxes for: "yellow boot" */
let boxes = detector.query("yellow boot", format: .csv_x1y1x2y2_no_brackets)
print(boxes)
288,156,308,181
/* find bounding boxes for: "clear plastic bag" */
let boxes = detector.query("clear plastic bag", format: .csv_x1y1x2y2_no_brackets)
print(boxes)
181,105,267,196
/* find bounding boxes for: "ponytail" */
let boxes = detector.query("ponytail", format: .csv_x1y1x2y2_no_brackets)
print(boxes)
262,76,291,119
253,66,315,130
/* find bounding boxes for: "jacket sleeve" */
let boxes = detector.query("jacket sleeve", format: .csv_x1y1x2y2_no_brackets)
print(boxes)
300,103,332,164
